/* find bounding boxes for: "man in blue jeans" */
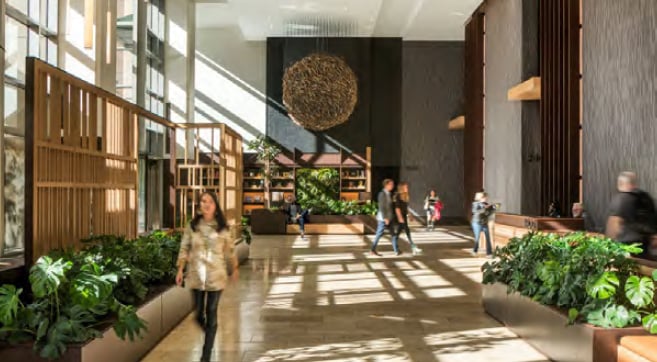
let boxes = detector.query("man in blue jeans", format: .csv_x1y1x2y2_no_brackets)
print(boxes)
371,179,400,256
283,195,310,239
471,191,496,257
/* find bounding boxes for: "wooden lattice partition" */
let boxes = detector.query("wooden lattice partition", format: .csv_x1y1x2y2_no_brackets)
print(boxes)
175,124,243,228
539,0,581,213
25,58,177,262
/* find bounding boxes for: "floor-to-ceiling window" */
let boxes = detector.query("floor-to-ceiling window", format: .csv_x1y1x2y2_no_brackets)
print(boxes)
2,0,58,258
116,0,136,102
145,0,165,116
137,0,167,233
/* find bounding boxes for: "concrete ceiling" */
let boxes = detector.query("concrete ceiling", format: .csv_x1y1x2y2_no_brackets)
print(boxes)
196,0,482,41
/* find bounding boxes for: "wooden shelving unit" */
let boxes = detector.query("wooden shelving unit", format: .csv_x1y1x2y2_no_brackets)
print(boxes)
339,147,371,202
242,146,372,215
448,115,465,130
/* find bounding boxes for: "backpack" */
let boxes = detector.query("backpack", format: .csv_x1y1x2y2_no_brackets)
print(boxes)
631,190,657,236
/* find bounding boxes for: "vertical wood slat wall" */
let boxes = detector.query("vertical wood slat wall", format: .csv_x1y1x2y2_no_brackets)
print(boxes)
540,0,581,213
25,58,177,262
464,8,486,216
175,124,244,229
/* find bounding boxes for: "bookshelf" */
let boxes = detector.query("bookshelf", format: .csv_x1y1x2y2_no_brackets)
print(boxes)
242,146,372,215
339,147,371,202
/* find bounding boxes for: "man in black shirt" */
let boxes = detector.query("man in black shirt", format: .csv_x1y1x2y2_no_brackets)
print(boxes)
606,172,656,259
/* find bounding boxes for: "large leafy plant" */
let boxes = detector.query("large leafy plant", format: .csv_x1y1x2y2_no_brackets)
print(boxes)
295,168,340,213
482,232,657,333
295,167,377,215
0,230,181,359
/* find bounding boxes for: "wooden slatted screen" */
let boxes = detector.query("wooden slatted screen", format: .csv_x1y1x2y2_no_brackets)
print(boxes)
25,58,177,262
539,0,581,213
175,123,243,228
221,125,243,226
464,8,486,217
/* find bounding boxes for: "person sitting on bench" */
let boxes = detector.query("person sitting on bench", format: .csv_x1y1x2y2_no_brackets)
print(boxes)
283,195,309,239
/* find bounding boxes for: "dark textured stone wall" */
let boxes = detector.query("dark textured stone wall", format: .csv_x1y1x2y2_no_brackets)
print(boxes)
582,0,657,230
401,42,465,218
484,0,524,214
266,38,402,168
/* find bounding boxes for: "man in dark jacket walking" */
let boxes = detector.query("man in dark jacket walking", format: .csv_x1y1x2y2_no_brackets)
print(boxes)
606,171,657,259
370,179,400,256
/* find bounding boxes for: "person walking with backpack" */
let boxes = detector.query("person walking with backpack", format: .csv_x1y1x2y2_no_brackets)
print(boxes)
606,171,657,259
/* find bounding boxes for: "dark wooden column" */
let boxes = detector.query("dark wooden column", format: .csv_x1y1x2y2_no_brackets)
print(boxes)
464,8,485,217
539,0,581,214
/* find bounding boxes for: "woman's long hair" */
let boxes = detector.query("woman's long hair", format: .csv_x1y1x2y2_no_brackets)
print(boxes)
398,182,410,202
191,191,227,232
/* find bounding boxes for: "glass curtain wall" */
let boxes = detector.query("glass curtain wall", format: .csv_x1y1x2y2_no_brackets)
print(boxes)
2,0,59,258
137,0,166,233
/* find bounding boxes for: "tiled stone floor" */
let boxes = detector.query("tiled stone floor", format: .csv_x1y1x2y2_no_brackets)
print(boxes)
142,226,548,362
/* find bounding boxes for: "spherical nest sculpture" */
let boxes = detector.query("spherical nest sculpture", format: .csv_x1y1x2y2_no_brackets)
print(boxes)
282,53,358,131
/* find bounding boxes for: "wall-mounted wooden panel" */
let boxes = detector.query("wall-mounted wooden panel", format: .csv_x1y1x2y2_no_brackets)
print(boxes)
540,0,581,214
464,8,485,216
25,58,176,263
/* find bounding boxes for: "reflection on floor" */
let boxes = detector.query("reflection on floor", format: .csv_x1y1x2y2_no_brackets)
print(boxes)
142,226,547,362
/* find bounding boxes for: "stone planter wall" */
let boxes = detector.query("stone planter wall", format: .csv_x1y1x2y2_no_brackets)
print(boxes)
482,282,649,362
0,286,194,362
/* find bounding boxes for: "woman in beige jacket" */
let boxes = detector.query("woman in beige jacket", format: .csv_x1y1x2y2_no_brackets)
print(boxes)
176,191,238,362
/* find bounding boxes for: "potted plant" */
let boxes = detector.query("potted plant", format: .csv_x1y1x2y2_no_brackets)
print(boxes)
246,135,282,208
0,231,194,362
481,232,657,362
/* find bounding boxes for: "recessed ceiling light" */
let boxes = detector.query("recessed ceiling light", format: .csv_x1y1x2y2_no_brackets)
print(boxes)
450,11,466,17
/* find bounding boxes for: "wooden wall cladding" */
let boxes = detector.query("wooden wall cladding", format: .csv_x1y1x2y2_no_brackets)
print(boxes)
175,124,243,229
539,0,581,213
25,58,176,262
464,8,485,216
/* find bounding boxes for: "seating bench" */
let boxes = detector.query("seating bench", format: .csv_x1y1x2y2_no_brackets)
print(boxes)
618,336,657,362
286,223,365,235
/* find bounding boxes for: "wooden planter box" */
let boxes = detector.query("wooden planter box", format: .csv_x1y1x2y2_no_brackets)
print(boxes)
250,209,286,234
0,285,194,362
251,210,377,235
307,215,377,234
482,282,649,362
493,213,584,247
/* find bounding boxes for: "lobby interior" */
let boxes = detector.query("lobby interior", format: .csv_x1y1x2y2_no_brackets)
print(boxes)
1,0,657,361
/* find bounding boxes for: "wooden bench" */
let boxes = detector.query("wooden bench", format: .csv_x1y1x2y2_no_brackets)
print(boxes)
286,223,365,235
618,336,657,362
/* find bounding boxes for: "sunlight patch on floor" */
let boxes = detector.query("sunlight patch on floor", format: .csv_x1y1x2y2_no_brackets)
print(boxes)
425,327,549,362
251,337,406,362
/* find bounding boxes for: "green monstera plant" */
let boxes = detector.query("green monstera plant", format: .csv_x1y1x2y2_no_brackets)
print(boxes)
0,230,181,360
482,232,657,334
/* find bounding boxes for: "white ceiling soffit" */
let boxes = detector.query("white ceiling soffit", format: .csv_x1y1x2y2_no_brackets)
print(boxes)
195,0,482,41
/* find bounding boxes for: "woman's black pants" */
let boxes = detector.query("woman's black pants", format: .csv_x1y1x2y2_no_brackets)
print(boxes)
193,289,222,360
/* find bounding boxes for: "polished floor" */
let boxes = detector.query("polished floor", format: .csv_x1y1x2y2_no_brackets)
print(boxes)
142,226,548,362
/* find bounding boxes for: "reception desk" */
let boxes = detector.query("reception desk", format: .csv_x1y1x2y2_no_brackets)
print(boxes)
492,213,585,247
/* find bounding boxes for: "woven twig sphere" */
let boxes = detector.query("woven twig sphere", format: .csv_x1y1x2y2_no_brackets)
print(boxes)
283,53,358,131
